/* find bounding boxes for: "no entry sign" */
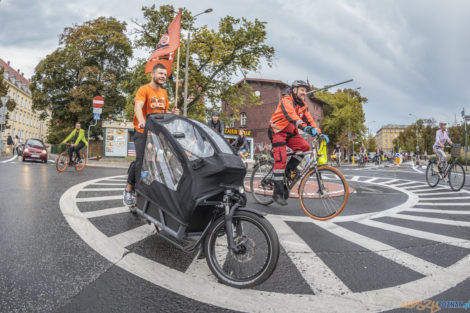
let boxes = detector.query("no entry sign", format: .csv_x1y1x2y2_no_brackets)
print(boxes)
92,96,104,108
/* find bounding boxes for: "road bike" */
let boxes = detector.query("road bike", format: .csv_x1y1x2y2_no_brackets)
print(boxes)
374,154,382,166
56,144,87,172
249,135,350,221
330,153,340,167
426,144,466,191
357,153,366,168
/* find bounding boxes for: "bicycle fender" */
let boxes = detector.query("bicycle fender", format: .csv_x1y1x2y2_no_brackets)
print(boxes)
237,207,267,217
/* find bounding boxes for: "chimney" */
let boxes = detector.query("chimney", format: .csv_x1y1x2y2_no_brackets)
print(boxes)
7,61,10,65
21,72,24,76
17,69,20,73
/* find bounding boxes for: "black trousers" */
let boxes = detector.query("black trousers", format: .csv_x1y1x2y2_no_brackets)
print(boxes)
68,142,85,161
127,131,146,188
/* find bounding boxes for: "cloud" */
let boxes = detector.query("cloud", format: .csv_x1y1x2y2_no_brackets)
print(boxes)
1,0,469,130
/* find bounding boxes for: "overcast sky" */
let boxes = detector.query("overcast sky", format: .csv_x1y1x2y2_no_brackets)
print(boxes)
1,0,469,132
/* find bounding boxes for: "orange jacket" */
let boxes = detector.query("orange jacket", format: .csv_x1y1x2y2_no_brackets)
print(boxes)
269,90,318,134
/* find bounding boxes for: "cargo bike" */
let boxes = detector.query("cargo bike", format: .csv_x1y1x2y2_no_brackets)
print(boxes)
134,114,280,288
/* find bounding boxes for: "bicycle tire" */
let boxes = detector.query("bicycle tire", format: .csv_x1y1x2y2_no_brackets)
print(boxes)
250,161,275,205
298,165,349,221
449,162,466,191
425,161,440,187
56,152,69,172
74,153,87,171
203,211,279,288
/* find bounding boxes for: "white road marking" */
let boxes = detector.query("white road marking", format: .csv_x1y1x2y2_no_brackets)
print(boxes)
109,224,156,247
75,195,123,202
394,181,425,187
350,176,359,181
390,213,470,227
407,187,447,193
415,190,464,196
82,206,130,218
415,202,470,206
81,187,124,192
382,179,401,184
404,208,470,215
317,222,442,276
418,196,470,201
358,219,470,248
89,182,127,186
267,216,351,295
361,177,379,183
1,155,18,163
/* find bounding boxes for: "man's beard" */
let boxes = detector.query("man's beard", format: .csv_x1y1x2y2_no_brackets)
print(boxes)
153,77,163,87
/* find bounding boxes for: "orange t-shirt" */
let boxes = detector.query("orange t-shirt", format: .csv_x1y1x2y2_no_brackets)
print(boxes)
133,84,170,133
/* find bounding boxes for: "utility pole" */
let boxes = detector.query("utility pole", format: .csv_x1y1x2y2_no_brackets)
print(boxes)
462,108,469,169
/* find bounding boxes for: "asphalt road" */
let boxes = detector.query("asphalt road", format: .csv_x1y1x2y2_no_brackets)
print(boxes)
1,156,470,313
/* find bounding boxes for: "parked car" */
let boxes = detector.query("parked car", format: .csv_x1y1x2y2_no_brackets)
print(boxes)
22,138,48,163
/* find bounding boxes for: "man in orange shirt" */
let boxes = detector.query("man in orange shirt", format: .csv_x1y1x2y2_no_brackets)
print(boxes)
124,63,180,207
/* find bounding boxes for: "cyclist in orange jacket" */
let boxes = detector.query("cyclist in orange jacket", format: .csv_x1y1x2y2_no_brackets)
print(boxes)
269,80,329,205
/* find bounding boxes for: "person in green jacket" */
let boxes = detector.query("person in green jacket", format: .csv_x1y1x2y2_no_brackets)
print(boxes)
62,122,88,165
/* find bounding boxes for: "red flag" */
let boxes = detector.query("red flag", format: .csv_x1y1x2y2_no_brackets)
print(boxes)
145,10,181,74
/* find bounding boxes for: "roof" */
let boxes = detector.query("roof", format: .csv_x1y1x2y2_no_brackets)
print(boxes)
234,77,289,88
0,58,30,86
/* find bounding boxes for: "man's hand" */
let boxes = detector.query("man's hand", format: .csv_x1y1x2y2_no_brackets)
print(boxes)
172,107,181,115
304,126,320,136
138,120,145,129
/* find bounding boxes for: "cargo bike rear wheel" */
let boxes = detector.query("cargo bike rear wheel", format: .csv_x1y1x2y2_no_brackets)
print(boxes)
203,211,279,288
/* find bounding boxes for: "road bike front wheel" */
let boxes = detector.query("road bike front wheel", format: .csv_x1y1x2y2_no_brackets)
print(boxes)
425,162,440,187
449,162,465,191
56,152,69,172
250,161,275,205
298,165,349,221
204,211,280,288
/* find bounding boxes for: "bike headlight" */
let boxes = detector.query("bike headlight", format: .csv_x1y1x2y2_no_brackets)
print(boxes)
238,186,245,194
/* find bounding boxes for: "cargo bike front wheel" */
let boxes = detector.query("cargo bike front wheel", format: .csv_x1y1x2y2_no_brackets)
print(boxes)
203,211,279,288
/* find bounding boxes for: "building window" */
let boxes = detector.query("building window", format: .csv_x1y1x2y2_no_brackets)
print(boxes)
230,114,235,127
240,113,247,127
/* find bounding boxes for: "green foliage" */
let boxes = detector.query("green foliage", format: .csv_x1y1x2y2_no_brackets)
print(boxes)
30,17,133,143
314,88,367,149
129,5,274,121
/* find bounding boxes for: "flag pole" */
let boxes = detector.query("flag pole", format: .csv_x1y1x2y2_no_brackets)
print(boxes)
174,47,181,109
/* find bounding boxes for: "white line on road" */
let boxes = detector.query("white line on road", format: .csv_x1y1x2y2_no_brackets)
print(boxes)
407,187,447,193
81,187,124,192
90,182,127,186
383,179,401,185
389,213,470,227
403,208,470,215
419,196,470,201
109,224,156,247
394,181,425,187
350,176,360,181
316,222,442,276
75,195,123,202
1,155,18,163
267,216,351,295
82,206,130,218
416,202,470,206
358,219,470,248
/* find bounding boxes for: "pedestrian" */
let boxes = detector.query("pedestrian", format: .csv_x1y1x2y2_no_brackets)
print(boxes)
123,63,180,208
6,133,13,156
13,135,19,156
231,129,249,162
207,111,224,135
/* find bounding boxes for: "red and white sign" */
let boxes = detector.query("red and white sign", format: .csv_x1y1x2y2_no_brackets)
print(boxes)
92,96,104,108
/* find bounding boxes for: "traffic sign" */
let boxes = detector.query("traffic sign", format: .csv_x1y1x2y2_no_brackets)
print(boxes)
92,96,104,108
93,108,102,114
93,113,101,120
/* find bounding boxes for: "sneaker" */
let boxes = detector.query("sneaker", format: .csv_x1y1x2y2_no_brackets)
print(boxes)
123,190,136,207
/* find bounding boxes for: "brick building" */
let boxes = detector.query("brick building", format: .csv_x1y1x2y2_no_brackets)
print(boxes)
221,78,325,156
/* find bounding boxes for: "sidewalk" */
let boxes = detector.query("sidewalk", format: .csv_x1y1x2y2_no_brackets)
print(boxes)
49,154,133,169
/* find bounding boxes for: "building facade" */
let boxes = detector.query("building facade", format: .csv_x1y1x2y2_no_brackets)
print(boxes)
375,124,407,152
221,78,325,155
0,58,49,145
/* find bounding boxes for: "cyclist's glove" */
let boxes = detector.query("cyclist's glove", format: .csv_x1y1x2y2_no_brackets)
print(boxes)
303,126,318,136
320,134,330,143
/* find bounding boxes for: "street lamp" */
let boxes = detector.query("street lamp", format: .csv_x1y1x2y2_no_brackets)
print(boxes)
183,8,213,117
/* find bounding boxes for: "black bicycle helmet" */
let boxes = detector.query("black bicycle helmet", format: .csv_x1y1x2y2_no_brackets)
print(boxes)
292,80,310,89
212,111,220,116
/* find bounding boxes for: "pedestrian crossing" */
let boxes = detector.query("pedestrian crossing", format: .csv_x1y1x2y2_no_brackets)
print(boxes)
59,174,470,313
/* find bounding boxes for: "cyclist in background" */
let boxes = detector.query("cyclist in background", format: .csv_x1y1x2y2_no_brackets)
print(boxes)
62,122,88,165
433,121,453,176
360,143,367,163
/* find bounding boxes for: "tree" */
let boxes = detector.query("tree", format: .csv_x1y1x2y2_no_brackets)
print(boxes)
314,88,368,151
128,5,274,121
0,67,17,129
30,17,133,143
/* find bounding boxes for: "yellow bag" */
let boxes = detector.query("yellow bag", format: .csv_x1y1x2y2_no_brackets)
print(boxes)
318,139,328,165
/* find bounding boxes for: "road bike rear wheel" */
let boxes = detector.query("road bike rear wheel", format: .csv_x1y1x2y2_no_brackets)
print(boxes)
298,165,349,220
425,162,440,187
204,211,279,288
250,161,275,205
449,162,465,191
74,153,87,171
56,152,69,172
